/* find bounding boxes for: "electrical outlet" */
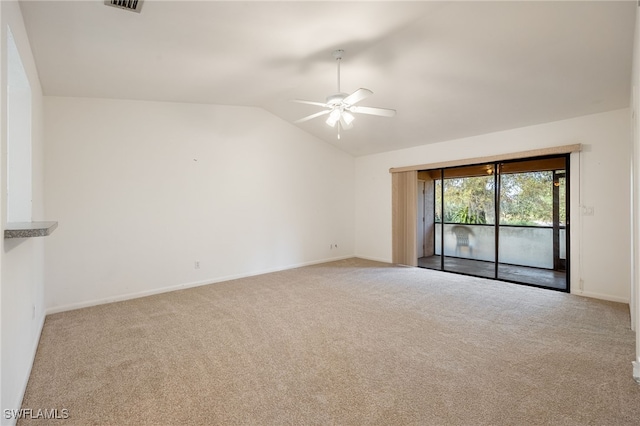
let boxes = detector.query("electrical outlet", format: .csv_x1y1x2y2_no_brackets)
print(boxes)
194,261,200,269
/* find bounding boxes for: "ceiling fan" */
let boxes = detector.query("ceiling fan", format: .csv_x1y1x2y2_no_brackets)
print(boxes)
293,49,396,139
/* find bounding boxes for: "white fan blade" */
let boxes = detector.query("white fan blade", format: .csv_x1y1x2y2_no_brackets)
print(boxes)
343,88,373,106
291,99,329,107
351,105,396,117
294,109,330,124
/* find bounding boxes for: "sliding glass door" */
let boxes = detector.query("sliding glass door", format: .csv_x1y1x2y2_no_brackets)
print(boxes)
439,165,496,279
418,155,569,291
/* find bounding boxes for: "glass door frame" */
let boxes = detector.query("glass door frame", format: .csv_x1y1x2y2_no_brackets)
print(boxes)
426,153,570,292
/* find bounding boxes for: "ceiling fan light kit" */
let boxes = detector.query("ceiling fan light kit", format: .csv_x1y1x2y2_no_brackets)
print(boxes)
293,50,396,139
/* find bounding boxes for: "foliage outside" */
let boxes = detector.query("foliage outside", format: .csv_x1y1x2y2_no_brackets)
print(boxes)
435,171,565,226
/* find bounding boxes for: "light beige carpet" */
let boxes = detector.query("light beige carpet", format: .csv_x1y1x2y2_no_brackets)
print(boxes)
19,258,640,425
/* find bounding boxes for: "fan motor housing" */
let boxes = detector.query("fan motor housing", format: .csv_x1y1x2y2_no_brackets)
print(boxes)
326,93,348,106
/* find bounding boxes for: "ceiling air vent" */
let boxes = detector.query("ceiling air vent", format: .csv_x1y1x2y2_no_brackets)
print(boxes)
104,0,143,13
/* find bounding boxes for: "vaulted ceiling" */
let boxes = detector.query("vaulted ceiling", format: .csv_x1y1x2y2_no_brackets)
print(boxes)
19,1,636,156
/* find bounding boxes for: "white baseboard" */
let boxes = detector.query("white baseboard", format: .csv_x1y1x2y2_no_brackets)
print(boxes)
353,254,392,264
571,289,629,304
633,360,640,384
46,255,353,315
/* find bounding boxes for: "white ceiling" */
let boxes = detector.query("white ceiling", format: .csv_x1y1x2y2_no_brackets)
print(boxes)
19,1,636,156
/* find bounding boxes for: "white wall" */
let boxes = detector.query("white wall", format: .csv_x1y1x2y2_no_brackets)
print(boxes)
0,1,46,424
6,27,32,223
630,5,640,382
355,109,632,303
43,97,354,312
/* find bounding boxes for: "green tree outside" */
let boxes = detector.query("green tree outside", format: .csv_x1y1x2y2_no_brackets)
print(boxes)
435,171,565,226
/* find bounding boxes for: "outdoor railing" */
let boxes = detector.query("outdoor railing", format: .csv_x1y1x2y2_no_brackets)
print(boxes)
434,223,566,269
